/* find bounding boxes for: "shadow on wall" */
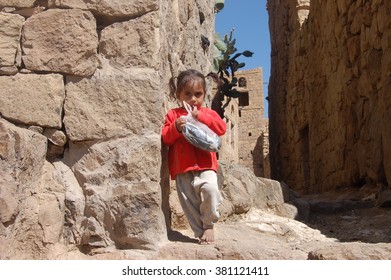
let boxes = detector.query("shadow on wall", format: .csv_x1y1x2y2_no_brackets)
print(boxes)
252,135,268,178
160,142,171,231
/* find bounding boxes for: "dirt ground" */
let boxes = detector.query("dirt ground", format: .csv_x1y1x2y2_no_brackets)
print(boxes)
303,186,391,244
307,204,391,243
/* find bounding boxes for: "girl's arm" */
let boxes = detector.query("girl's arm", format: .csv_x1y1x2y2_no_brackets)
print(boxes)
161,110,183,146
196,109,227,136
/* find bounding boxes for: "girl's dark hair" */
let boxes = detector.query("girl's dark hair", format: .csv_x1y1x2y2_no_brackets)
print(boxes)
169,69,206,99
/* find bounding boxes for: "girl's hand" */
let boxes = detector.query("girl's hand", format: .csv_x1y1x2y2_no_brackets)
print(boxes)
175,117,187,132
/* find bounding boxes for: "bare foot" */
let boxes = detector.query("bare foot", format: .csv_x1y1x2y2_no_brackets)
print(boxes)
199,228,214,245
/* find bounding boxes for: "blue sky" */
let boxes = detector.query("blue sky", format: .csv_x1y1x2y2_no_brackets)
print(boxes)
215,0,270,117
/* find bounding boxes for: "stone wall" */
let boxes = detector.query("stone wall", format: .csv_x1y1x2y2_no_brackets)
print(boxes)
268,0,391,193
0,0,215,259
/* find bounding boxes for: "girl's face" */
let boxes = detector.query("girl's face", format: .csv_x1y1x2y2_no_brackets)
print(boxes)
177,79,205,108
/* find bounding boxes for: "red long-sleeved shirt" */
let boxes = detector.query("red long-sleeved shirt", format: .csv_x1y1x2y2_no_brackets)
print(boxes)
162,107,226,180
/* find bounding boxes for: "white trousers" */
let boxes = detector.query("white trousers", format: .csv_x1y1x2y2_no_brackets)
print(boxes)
175,170,222,238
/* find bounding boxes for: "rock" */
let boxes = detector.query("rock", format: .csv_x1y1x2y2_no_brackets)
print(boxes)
52,161,85,245
0,0,35,8
44,128,67,146
0,118,47,188
0,119,67,259
308,243,391,260
217,162,304,220
99,12,159,69
63,65,162,141
0,182,18,224
0,73,65,128
0,65,18,75
64,134,167,250
0,12,24,67
22,9,98,76
47,0,159,17
37,162,66,245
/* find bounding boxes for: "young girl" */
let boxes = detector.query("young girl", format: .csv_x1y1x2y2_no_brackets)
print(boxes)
162,69,226,244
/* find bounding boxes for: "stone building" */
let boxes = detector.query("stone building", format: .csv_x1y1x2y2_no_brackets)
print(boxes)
219,68,270,178
218,96,239,163
236,68,269,178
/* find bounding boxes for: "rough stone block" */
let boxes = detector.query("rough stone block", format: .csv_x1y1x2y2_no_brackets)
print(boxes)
47,0,159,17
99,12,159,69
0,12,24,66
0,73,65,128
64,66,162,141
22,9,98,76
0,0,35,8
